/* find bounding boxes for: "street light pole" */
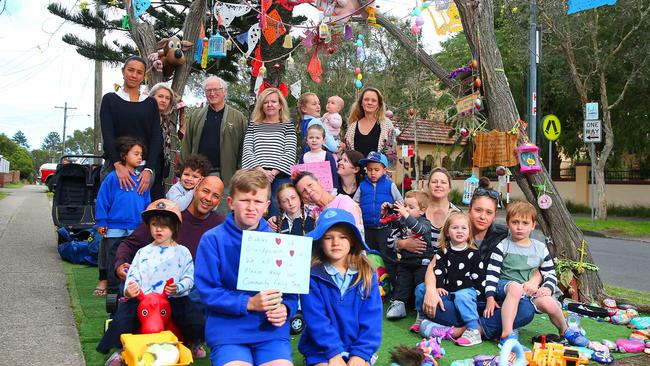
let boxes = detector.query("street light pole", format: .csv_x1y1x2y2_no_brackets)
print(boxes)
527,0,540,144
55,102,77,157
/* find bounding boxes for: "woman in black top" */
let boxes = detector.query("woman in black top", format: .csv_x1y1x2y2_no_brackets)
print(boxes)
336,149,364,198
343,88,397,169
100,56,163,199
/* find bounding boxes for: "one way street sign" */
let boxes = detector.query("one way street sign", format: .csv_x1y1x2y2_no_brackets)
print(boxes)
583,119,601,143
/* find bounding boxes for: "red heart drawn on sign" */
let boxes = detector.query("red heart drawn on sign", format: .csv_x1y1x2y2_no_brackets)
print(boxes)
289,250,295,257
276,259,282,267
275,238,281,245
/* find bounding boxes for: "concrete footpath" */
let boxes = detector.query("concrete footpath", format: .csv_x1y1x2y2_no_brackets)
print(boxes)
0,185,85,365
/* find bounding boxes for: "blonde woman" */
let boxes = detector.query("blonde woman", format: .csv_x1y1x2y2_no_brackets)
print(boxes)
344,87,396,169
241,88,297,216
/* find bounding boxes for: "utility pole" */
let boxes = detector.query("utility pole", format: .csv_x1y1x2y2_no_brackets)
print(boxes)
55,102,77,157
94,0,104,155
527,0,540,144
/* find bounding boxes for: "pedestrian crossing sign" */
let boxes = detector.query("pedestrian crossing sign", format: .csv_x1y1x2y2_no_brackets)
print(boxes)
542,114,561,141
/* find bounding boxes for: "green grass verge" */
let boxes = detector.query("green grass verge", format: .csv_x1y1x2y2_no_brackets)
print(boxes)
63,262,641,366
605,284,650,307
46,191,53,201
565,200,650,218
3,182,24,189
575,218,650,237
0,191,8,200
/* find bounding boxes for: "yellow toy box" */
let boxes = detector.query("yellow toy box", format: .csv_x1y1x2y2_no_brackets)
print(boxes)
120,330,193,366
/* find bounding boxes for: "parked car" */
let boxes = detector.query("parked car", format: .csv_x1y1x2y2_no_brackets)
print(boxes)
39,163,57,190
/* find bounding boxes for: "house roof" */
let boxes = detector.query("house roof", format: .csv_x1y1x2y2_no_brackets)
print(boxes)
395,119,467,145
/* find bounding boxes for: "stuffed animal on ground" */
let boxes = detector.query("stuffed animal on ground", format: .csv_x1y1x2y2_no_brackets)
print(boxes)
148,36,194,79
137,278,181,338
137,342,180,366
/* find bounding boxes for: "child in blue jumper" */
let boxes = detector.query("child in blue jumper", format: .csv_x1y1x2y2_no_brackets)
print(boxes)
195,169,298,366
97,199,206,365
95,136,151,296
275,183,315,236
299,208,382,366
353,151,402,293
299,124,339,190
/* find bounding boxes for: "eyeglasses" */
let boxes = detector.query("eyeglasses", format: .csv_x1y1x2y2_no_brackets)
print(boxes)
472,187,500,200
205,87,224,95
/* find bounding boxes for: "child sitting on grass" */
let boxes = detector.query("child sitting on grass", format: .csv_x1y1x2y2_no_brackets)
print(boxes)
95,136,151,297
484,201,590,348
166,154,212,211
97,199,206,365
194,169,298,366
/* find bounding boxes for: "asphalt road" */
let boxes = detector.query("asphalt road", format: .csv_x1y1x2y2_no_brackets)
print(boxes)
587,235,650,292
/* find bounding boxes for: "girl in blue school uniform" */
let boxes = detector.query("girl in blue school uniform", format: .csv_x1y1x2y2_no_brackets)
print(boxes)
299,208,382,366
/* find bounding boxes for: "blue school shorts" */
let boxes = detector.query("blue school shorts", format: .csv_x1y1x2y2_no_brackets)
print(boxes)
210,338,293,366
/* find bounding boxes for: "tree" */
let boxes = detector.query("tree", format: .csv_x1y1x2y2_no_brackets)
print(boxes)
65,127,95,155
538,0,650,218
376,2,605,301
41,132,63,161
0,134,34,180
12,130,29,149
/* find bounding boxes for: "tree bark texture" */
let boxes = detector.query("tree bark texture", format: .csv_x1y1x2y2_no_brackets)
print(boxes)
172,0,207,96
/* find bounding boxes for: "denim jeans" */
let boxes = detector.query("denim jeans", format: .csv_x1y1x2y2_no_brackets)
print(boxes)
450,287,479,330
414,283,536,339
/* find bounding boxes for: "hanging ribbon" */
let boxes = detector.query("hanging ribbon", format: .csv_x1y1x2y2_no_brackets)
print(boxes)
260,0,272,29
251,45,263,77
306,47,323,83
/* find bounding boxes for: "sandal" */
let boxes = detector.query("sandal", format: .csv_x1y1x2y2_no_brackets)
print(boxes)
93,287,107,297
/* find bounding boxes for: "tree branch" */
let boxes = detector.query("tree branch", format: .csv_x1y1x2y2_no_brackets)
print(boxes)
603,4,650,68
607,54,648,110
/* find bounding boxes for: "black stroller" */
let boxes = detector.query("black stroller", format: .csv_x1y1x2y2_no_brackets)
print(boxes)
51,155,104,244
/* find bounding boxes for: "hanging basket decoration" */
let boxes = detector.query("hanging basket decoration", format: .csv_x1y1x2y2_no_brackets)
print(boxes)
516,143,542,173
208,32,227,58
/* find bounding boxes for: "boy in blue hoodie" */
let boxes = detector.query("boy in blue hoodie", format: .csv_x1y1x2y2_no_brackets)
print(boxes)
195,168,298,366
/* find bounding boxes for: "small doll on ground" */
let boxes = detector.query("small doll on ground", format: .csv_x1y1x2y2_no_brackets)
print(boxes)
321,95,344,144
165,154,212,211
97,199,206,365
299,208,382,366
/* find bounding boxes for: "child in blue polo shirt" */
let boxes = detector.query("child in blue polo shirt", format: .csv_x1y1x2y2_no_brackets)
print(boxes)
194,168,298,366
299,208,382,366
353,151,402,296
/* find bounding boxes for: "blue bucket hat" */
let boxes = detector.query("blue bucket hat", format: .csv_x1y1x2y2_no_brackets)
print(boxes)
359,151,388,168
307,208,368,250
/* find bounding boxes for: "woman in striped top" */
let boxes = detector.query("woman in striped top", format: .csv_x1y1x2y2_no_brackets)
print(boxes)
242,88,297,217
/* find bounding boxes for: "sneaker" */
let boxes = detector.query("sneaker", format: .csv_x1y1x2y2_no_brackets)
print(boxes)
409,312,424,333
419,319,454,340
386,300,406,320
456,328,482,347
191,343,207,358
105,351,123,366
498,330,519,349
564,327,590,347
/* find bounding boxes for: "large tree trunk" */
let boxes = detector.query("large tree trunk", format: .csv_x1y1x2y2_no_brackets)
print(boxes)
595,70,614,219
380,0,606,301
172,0,207,96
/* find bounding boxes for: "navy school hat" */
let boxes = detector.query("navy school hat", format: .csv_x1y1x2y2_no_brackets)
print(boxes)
307,208,369,250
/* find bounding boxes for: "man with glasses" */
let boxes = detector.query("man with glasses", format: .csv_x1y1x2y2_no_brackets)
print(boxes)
181,76,247,214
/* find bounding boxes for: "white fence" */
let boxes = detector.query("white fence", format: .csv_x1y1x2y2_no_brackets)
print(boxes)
0,156,9,173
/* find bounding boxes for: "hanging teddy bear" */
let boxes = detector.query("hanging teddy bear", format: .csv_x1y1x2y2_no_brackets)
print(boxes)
148,36,194,80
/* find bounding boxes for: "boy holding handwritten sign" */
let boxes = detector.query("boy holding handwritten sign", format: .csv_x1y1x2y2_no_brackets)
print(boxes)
195,169,298,366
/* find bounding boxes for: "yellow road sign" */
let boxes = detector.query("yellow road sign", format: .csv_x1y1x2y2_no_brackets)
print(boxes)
543,114,561,141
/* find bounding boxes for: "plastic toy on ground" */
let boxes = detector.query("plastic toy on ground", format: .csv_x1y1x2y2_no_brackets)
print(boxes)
499,338,526,366
525,339,588,366
120,330,192,366
615,338,645,353
628,316,650,330
417,337,444,364
137,279,181,338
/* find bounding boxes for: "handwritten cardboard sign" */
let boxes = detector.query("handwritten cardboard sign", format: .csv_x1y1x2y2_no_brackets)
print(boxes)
472,130,519,168
291,161,334,191
237,231,312,294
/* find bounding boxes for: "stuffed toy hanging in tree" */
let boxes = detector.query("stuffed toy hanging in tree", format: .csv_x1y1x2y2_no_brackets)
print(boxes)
148,36,194,80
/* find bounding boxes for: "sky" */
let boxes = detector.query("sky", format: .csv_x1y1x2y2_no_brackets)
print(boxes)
0,0,450,150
